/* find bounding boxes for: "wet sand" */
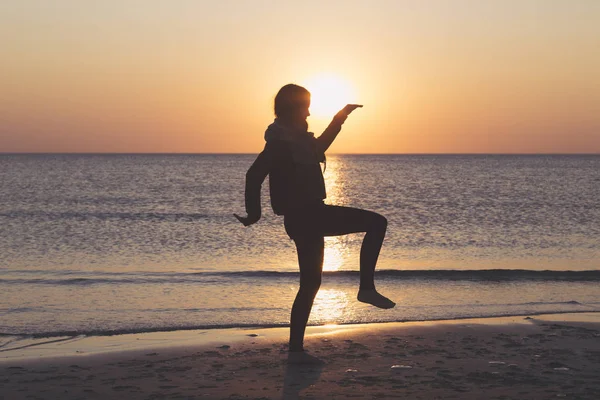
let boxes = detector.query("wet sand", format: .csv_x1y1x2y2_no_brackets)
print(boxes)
2,313,600,399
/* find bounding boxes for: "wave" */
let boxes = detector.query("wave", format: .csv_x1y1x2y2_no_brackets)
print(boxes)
211,269,600,281
2,269,599,286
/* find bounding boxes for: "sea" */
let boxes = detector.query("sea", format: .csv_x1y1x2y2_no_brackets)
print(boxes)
0,154,599,340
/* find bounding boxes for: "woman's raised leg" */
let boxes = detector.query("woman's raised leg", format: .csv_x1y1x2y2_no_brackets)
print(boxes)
319,205,395,309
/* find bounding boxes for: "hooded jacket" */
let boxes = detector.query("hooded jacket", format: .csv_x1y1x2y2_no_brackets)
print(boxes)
244,118,342,217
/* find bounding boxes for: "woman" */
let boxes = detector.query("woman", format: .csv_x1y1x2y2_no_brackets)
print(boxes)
235,84,394,363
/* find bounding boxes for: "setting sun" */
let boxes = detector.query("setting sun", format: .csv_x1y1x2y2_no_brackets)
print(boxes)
302,74,357,119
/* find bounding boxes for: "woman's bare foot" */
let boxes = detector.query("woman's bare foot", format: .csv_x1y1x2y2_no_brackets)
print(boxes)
357,289,395,309
288,351,325,365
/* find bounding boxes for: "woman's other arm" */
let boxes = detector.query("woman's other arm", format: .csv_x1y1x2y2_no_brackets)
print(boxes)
234,147,271,226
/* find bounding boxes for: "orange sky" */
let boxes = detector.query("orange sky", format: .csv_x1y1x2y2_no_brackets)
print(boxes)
1,1,599,153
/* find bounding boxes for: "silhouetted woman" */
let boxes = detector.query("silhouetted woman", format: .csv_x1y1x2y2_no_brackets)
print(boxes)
235,84,394,363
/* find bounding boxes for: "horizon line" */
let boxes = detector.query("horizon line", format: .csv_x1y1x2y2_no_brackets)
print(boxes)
1,152,599,156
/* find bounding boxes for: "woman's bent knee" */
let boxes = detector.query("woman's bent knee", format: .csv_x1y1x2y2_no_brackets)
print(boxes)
371,213,387,232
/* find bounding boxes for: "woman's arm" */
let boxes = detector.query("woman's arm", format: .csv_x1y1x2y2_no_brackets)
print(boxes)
315,104,363,154
315,117,344,154
234,147,271,226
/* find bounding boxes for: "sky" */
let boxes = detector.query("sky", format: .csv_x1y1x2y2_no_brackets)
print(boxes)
1,0,599,153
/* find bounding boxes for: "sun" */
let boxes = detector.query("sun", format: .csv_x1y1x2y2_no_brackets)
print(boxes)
302,74,357,119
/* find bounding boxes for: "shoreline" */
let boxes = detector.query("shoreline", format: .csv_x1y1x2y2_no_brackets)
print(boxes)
4,308,600,337
2,312,600,363
2,312,600,399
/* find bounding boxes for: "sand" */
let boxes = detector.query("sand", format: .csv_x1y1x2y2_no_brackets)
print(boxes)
2,313,600,399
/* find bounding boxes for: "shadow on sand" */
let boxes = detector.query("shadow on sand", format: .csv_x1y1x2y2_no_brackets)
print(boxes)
281,362,324,399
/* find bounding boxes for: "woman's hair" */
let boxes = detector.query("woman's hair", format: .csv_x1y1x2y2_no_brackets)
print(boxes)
274,84,310,119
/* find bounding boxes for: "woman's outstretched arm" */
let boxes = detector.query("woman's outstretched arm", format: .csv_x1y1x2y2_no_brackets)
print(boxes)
234,148,270,226
315,117,343,155
315,104,363,154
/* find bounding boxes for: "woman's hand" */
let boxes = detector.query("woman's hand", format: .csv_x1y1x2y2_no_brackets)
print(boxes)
333,104,363,124
234,213,260,227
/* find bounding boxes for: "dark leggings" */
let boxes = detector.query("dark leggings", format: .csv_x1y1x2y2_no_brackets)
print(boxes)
284,204,388,352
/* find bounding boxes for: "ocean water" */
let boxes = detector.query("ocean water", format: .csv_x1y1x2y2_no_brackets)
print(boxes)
0,154,599,338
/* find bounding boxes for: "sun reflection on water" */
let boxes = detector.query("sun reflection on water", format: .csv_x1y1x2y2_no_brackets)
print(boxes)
322,155,346,205
323,237,346,271
322,156,352,272
310,288,351,324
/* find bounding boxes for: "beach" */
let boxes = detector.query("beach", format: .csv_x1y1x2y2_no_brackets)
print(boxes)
1,155,599,399
2,313,600,399
3,0,600,396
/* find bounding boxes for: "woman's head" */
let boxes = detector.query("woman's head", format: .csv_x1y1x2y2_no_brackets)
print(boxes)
274,84,311,125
